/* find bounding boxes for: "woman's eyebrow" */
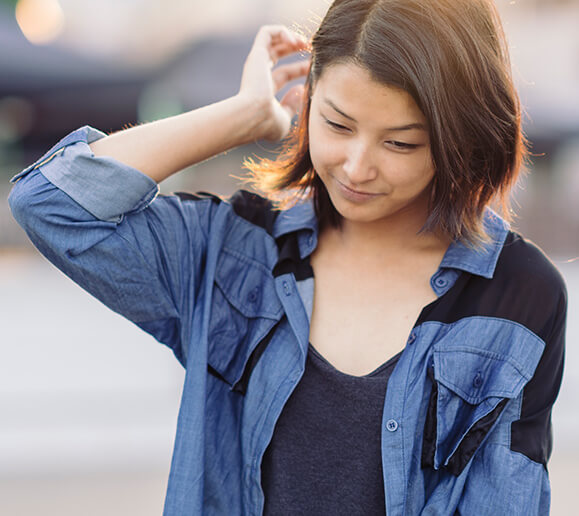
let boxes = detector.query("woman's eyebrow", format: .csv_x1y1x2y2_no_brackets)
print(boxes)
324,98,356,121
387,122,428,132
323,98,427,132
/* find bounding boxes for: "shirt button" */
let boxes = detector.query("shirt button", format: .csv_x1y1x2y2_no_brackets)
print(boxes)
283,281,291,296
435,277,448,288
473,372,483,388
247,287,260,303
407,332,416,345
386,419,399,432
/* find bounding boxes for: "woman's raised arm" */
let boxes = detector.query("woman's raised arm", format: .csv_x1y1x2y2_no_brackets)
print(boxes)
8,26,309,363
89,25,310,183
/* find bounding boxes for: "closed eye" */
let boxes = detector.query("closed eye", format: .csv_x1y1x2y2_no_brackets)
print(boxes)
385,140,420,150
324,117,350,132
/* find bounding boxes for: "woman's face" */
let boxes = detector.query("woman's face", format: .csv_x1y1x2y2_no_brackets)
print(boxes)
308,61,435,231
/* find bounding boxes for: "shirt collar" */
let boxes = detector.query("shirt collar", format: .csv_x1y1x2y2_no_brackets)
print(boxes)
440,208,510,279
273,199,509,280
272,198,318,260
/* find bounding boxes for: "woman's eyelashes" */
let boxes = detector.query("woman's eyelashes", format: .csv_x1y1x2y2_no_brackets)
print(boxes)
324,117,350,132
385,140,420,150
323,117,420,150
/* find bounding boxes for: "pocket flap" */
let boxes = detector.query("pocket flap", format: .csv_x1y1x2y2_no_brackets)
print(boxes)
422,318,547,476
434,348,529,404
215,249,282,319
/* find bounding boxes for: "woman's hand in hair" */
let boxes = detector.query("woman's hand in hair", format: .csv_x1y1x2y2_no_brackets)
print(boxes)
239,25,310,142
87,26,309,184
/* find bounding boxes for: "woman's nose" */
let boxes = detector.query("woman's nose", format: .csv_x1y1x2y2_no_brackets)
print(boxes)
342,140,378,184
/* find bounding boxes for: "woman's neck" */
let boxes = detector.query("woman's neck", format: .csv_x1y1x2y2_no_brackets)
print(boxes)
325,212,449,263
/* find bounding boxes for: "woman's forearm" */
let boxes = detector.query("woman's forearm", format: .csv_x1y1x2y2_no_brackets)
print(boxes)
88,94,269,184
89,26,308,184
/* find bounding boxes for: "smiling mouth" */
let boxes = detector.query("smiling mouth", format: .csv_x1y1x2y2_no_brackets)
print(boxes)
334,177,383,200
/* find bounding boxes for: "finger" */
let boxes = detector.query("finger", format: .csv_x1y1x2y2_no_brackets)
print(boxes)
253,25,299,50
271,61,310,91
268,25,308,49
253,25,309,63
280,84,306,118
269,36,310,61
272,60,311,91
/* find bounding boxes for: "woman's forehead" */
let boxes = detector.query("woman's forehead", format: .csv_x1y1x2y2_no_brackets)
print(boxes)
312,62,427,129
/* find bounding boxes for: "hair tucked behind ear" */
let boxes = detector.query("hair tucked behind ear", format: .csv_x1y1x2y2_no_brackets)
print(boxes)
245,0,527,245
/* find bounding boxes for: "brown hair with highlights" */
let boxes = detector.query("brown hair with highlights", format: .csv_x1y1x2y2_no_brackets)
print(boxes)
245,0,527,244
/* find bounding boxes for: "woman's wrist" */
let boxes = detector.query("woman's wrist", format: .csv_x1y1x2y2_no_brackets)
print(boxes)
231,92,278,143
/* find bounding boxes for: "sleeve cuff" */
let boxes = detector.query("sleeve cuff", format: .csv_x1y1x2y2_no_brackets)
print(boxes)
10,126,159,222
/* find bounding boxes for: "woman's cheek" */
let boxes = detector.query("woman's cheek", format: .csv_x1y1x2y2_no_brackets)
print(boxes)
308,126,328,171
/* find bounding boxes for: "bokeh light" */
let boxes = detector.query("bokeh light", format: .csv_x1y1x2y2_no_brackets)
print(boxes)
15,0,65,45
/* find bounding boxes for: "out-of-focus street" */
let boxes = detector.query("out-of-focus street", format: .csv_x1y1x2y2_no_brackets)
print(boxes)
0,251,184,515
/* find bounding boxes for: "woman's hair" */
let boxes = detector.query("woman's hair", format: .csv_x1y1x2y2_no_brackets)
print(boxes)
245,0,527,244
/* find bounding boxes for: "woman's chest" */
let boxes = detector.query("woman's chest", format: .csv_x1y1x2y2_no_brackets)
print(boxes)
308,262,438,376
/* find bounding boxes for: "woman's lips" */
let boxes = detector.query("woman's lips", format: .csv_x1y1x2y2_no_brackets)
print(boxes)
333,176,383,203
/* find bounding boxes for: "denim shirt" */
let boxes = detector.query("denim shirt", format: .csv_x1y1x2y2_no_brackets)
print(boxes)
9,126,567,515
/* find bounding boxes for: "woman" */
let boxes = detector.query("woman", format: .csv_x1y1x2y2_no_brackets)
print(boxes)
9,0,566,514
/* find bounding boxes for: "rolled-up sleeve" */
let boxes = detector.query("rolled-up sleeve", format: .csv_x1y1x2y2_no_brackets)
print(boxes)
10,125,159,222
9,126,212,365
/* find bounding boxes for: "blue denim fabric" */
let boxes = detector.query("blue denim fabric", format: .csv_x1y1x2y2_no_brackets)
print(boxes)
9,126,557,515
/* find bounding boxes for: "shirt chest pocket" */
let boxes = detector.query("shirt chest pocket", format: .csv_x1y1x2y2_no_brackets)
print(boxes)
420,317,546,477
422,348,530,476
207,249,283,393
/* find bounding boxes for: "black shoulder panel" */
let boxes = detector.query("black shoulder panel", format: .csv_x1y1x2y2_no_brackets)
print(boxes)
510,287,566,466
228,190,279,236
418,232,566,339
173,189,280,236
418,231,567,466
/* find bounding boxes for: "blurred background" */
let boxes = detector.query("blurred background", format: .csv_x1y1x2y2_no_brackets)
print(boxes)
0,0,577,514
